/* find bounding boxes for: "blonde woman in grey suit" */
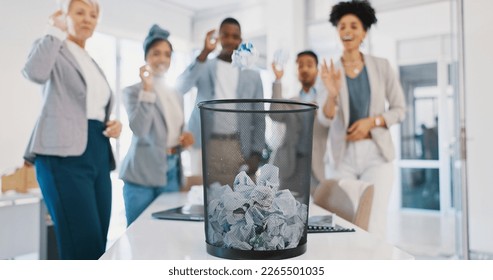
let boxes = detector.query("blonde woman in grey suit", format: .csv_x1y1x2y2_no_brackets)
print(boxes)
318,0,406,239
22,0,122,259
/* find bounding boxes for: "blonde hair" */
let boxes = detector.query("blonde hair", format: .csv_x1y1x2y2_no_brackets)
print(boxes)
60,0,100,16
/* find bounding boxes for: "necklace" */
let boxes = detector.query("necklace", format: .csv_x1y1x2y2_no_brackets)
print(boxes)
342,60,364,75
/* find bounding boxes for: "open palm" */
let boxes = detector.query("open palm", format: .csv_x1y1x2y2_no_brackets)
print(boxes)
321,59,342,98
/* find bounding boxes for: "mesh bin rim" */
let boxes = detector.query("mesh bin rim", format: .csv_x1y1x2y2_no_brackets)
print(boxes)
197,98,318,113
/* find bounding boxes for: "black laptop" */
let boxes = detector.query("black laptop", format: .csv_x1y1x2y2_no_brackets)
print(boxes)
151,204,204,221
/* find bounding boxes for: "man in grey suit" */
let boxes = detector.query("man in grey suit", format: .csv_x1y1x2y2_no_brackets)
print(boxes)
176,17,265,186
270,50,328,196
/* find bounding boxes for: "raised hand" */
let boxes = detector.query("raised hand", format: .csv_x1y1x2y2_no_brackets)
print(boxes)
321,59,342,99
197,29,218,62
139,65,153,92
204,29,218,54
48,10,67,32
271,62,284,81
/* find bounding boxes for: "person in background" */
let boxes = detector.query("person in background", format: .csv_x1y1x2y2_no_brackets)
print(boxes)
270,50,328,195
176,17,265,186
318,0,406,239
119,24,194,226
22,0,122,259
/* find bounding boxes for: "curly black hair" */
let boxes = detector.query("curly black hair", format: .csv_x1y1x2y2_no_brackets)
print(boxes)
329,0,377,31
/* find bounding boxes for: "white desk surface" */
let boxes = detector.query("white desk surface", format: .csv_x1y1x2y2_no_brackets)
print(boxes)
101,192,413,260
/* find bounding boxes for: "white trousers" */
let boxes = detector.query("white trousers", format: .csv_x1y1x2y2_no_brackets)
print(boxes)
325,139,393,240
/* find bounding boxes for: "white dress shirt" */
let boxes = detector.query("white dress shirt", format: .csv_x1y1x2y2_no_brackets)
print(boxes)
66,40,110,122
213,60,239,134
154,76,183,148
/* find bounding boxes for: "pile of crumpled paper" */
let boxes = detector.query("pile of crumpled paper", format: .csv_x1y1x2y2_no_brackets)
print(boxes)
207,164,307,251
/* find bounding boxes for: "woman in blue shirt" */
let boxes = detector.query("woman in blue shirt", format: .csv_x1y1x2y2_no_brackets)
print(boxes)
318,0,406,239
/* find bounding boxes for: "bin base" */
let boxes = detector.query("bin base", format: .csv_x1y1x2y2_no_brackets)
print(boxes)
206,242,306,260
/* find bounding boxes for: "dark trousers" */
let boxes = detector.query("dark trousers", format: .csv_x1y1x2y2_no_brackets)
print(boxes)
35,120,112,260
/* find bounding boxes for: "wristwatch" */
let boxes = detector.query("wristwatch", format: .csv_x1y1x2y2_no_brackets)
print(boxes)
374,116,382,127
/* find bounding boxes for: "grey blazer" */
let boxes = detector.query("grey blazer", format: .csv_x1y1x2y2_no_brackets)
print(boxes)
119,83,184,187
22,35,115,168
317,54,406,167
270,82,328,184
176,58,265,158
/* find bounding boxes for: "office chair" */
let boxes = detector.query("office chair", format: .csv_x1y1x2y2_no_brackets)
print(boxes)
313,179,374,231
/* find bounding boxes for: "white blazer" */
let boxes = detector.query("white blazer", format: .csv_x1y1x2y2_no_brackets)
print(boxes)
317,54,406,167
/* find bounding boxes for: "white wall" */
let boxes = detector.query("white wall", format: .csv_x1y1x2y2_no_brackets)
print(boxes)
306,1,451,65
0,0,51,175
0,0,192,176
192,2,265,48
265,0,306,98
99,0,193,50
464,0,493,255
375,2,452,41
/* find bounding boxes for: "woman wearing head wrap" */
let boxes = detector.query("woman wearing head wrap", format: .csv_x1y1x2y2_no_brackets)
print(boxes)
22,0,122,259
119,24,194,226
318,0,406,239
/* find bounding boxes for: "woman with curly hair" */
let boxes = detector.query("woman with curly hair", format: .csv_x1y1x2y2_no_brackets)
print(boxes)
318,0,406,239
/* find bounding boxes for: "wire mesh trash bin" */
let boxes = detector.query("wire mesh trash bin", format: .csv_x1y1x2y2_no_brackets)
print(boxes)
198,99,317,259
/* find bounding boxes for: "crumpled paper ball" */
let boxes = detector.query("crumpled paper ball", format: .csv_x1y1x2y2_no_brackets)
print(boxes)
273,48,289,71
206,164,307,250
231,42,259,69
